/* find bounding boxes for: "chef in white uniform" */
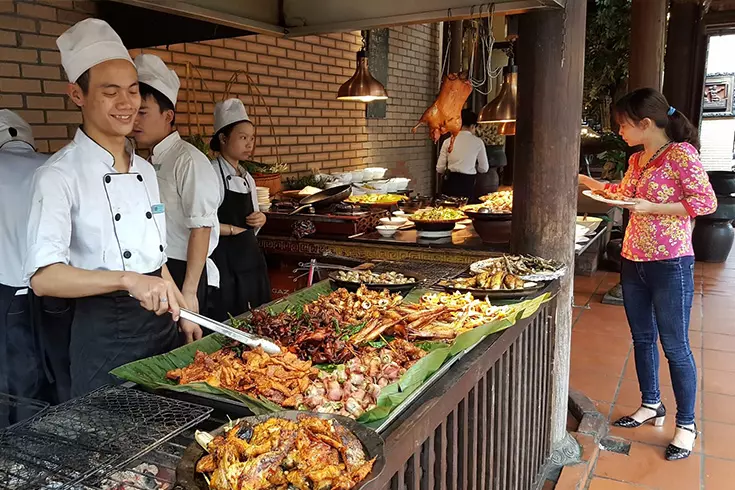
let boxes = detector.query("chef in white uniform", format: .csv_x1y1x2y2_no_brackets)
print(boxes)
131,54,220,315
208,99,271,320
24,19,201,397
0,111,52,422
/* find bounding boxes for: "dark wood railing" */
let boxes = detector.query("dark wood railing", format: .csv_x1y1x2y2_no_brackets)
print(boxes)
367,290,558,490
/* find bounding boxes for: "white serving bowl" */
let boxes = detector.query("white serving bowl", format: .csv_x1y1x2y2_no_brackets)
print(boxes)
333,172,352,184
376,225,399,237
380,216,407,226
364,167,387,180
392,210,406,217
392,177,410,190
258,204,271,212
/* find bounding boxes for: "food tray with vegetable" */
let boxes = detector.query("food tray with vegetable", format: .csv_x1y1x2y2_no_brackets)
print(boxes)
345,194,406,207
176,411,385,490
469,254,566,282
328,270,419,294
437,268,544,300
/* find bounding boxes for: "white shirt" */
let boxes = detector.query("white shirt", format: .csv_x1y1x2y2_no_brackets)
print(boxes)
211,157,261,235
151,132,221,286
0,141,48,288
436,130,490,175
25,129,167,283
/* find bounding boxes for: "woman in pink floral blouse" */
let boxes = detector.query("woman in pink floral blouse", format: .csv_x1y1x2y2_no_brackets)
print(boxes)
580,88,716,461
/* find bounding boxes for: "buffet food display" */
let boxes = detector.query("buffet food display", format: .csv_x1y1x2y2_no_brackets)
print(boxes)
333,270,416,286
345,194,406,206
115,258,554,426
409,207,466,222
469,190,514,214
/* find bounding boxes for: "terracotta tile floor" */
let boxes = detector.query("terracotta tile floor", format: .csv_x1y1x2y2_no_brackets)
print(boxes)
571,252,735,490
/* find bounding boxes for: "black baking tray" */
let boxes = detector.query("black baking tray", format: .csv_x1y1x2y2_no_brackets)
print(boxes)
328,271,419,295
176,411,385,490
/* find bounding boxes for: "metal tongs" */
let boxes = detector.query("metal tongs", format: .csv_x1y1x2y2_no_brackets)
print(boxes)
179,308,281,355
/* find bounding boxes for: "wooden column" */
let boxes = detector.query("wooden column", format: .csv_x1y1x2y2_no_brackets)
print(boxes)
514,0,587,447
449,20,464,73
629,0,668,90
663,0,707,127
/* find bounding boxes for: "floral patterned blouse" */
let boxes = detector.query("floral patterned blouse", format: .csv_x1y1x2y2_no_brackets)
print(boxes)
606,142,717,262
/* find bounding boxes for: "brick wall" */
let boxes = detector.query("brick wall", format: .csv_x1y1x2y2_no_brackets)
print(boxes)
133,25,440,192
0,0,440,193
0,0,95,153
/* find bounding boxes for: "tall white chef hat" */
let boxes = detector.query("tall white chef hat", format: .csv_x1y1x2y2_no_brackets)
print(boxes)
0,110,35,149
57,18,133,83
134,54,180,106
213,98,251,135
211,98,252,152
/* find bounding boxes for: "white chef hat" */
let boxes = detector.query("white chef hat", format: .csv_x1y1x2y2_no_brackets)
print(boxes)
134,54,180,106
57,18,133,83
213,98,251,134
0,110,35,149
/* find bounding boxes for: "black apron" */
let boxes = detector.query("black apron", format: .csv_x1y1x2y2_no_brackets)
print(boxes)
0,285,47,425
68,268,179,397
210,161,271,321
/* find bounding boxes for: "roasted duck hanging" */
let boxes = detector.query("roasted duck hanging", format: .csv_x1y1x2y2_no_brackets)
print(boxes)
412,73,473,153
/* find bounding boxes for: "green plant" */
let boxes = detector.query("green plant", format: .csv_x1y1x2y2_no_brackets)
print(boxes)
284,173,328,190
583,0,631,129
597,132,628,180
242,159,289,175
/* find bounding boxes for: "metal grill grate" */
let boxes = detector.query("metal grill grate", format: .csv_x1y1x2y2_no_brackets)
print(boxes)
0,393,49,430
0,386,212,490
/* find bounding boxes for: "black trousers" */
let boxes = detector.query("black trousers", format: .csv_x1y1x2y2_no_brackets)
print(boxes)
166,258,208,312
0,285,46,425
441,172,477,202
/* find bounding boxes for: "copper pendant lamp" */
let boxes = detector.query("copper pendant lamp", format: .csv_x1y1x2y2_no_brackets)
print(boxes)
337,32,388,103
478,62,518,135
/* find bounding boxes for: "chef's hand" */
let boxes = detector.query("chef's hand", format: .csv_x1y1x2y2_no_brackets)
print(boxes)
246,211,267,228
123,273,183,317
172,287,203,343
621,198,657,214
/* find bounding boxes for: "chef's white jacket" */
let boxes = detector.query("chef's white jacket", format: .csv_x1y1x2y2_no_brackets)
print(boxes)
150,132,220,287
211,156,261,235
0,141,48,288
24,129,167,283
436,130,490,175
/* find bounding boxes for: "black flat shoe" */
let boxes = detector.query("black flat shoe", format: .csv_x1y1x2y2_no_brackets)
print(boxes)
665,424,698,461
613,403,666,428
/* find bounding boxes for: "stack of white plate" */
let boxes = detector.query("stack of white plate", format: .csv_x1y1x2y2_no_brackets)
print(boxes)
256,186,271,212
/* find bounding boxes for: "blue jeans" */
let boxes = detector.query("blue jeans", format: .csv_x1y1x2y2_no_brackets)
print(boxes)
621,256,697,425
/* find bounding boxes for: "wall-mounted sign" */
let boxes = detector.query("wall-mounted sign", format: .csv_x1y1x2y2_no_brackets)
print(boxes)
703,73,735,118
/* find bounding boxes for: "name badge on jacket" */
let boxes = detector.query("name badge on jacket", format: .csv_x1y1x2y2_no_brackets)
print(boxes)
151,203,165,215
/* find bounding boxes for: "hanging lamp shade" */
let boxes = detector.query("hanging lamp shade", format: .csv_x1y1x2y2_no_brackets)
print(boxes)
478,63,518,135
337,50,388,103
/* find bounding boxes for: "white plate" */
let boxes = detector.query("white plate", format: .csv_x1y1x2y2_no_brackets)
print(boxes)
417,229,453,238
454,223,467,230
582,189,635,206
576,236,590,243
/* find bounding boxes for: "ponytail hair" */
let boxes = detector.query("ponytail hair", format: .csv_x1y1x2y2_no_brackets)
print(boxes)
613,88,700,151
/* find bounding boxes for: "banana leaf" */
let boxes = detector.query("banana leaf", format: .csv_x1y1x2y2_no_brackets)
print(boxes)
112,282,552,425
109,333,281,414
